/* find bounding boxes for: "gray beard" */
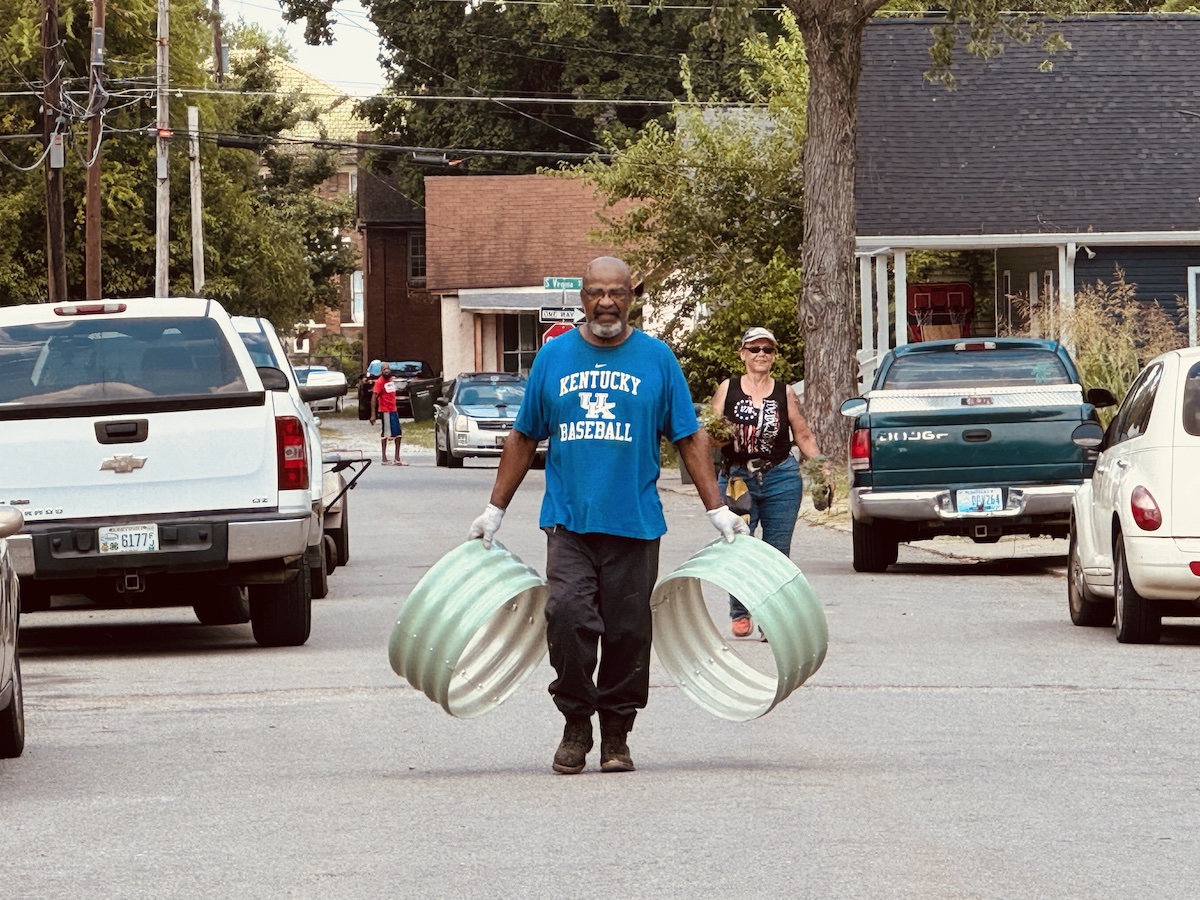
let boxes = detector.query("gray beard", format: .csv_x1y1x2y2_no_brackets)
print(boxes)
588,320,624,339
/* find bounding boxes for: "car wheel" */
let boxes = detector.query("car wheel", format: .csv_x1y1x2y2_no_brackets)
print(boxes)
435,430,448,467
358,385,371,420
1114,533,1160,644
249,565,312,647
19,579,51,613
1068,527,1113,627
851,517,896,573
310,541,329,600
0,653,25,759
323,534,339,576
447,445,464,468
332,499,350,567
192,583,251,626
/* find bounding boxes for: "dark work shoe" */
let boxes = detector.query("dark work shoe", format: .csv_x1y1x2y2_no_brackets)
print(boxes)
552,719,593,774
600,734,635,773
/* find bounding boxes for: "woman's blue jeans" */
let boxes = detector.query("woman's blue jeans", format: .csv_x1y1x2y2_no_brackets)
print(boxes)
718,455,802,620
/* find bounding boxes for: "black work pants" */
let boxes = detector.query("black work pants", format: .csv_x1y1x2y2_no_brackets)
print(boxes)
544,526,660,732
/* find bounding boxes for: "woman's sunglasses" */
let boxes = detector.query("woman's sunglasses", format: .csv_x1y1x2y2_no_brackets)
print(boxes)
744,345,776,354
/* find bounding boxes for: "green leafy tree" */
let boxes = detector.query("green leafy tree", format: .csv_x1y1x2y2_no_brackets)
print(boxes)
0,4,356,328
566,11,807,402
279,0,779,197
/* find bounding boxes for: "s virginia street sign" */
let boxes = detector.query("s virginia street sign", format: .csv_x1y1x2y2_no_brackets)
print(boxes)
543,277,583,291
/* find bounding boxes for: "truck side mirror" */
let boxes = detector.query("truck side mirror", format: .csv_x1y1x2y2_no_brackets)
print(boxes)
1071,421,1105,449
1086,387,1117,408
256,366,290,391
840,398,868,418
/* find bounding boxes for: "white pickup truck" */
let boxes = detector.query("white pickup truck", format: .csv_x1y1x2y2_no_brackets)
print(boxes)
0,297,345,647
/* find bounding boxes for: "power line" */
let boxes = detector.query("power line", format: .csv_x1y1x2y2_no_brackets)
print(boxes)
162,85,759,106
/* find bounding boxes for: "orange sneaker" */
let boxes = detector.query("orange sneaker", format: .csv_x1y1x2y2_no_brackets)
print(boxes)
731,616,753,638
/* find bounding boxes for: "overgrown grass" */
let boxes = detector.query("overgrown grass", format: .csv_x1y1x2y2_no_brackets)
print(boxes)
1004,269,1185,423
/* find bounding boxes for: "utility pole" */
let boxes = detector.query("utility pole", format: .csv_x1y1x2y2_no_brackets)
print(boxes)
211,0,224,85
85,0,106,300
42,0,67,303
188,106,205,294
155,0,170,297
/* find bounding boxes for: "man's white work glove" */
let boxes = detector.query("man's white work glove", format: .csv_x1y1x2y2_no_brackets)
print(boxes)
467,503,505,548
707,505,750,543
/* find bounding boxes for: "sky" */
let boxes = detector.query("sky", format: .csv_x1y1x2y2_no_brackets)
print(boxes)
223,0,387,96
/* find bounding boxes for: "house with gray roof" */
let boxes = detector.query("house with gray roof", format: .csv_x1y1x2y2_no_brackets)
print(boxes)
856,15,1200,361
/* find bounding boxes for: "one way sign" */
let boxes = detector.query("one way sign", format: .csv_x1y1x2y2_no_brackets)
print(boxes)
540,307,585,324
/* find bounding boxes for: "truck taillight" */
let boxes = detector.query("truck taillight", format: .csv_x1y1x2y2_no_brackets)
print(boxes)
1130,485,1162,531
276,416,308,491
849,428,871,471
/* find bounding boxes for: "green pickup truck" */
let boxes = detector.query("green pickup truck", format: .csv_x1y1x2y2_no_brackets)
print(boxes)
839,338,1116,572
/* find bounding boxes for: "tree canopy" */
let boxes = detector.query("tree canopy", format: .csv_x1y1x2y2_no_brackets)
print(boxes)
0,1,356,328
565,11,807,401
281,0,781,197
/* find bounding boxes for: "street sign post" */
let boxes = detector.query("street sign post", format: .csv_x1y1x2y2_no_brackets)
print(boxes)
543,277,582,291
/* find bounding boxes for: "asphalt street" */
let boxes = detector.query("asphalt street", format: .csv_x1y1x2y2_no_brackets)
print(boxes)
4,415,1200,899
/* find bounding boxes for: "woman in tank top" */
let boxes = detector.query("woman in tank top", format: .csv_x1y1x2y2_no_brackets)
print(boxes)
710,326,826,639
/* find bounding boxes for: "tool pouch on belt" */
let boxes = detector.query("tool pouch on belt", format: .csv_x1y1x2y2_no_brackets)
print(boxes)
726,475,752,522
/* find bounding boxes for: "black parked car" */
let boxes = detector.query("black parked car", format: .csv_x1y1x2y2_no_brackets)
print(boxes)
357,360,441,420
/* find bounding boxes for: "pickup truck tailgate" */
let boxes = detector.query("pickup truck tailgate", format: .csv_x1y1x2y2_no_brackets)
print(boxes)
866,385,1089,487
1,405,278,522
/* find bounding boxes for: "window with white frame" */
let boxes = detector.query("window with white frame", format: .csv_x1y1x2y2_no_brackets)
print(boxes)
351,270,364,324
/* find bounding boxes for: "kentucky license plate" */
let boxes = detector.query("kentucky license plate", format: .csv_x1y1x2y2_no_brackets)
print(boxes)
956,488,1003,513
99,524,159,554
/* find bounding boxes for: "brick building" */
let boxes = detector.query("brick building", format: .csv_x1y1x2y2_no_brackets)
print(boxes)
357,165,439,371
359,172,627,380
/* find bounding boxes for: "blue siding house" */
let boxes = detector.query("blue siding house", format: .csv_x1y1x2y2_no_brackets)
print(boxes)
855,16,1200,357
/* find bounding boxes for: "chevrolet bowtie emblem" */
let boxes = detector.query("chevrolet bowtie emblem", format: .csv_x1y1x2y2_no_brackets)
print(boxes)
100,454,148,474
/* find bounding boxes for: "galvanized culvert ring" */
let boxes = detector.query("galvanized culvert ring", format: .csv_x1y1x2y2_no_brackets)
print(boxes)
650,535,827,721
388,539,548,718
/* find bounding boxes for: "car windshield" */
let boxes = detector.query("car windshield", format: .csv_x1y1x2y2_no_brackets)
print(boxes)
882,348,1072,389
237,329,280,368
368,360,424,377
390,362,425,377
0,317,249,408
457,384,526,407
293,366,327,385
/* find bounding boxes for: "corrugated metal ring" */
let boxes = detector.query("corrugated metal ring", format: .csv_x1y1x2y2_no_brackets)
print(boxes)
650,535,827,721
388,539,548,718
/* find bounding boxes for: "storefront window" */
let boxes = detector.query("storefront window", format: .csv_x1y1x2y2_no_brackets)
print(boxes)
502,314,539,375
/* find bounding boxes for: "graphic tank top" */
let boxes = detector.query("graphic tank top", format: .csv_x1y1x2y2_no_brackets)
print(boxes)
721,378,792,465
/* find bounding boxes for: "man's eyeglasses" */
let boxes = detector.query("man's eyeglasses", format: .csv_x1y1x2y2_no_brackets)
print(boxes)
582,287,630,302
744,346,776,355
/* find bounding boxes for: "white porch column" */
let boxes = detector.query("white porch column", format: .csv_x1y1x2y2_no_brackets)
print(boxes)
1062,243,1077,353
1188,266,1200,347
859,254,874,354
894,251,908,347
875,254,889,353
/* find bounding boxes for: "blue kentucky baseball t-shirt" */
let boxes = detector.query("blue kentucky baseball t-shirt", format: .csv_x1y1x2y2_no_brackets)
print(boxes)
514,327,699,540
